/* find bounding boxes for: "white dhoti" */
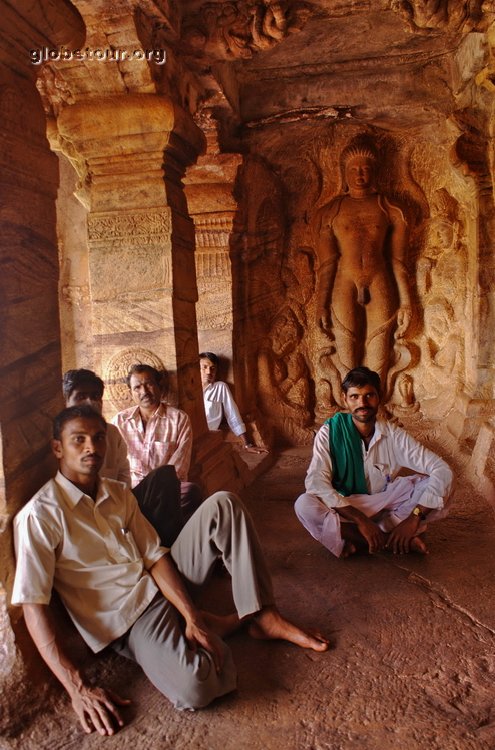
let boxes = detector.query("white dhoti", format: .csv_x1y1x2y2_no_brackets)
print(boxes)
294,475,449,558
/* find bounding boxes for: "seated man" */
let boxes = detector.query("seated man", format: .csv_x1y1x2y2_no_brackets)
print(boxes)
63,369,183,547
112,363,201,522
295,367,453,557
12,405,328,735
200,351,266,454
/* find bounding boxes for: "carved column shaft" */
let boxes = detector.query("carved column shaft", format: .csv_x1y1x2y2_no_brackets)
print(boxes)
56,95,208,433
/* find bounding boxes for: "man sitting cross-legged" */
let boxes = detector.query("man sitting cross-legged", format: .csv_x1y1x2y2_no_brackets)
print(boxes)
63,369,183,547
12,406,328,736
295,367,453,557
112,363,202,524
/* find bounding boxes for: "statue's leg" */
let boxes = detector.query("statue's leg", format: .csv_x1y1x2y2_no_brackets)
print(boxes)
331,309,360,380
364,278,397,385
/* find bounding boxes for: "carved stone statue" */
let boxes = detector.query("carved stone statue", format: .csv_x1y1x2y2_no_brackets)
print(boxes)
257,305,312,442
315,137,412,386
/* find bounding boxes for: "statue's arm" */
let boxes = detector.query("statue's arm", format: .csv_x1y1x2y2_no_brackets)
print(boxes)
315,201,341,334
388,201,412,336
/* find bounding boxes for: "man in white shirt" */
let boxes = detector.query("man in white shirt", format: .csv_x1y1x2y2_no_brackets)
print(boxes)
200,352,267,454
295,367,453,558
112,364,202,524
63,369,183,546
12,406,328,735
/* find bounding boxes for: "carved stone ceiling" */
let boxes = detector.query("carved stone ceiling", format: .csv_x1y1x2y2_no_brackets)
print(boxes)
33,0,493,132
178,0,492,131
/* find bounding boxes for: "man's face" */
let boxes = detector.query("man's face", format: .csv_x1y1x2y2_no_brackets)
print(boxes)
342,384,380,424
52,416,107,485
345,156,374,192
129,372,161,410
200,358,217,388
66,384,103,414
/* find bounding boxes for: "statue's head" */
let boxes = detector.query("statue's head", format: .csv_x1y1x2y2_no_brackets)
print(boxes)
341,138,378,193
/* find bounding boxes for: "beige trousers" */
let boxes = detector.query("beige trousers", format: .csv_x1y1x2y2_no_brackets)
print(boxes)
112,491,274,710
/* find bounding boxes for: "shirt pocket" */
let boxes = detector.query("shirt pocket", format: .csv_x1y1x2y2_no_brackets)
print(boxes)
371,463,391,491
151,440,176,465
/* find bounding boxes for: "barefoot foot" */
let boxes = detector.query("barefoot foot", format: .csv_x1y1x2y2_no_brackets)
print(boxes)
247,606,329,652
410,536,429,555
341,541,357,558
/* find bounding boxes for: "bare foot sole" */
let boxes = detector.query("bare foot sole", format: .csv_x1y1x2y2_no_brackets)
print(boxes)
247,606,329,652
410,536,429,555
201,611,241,638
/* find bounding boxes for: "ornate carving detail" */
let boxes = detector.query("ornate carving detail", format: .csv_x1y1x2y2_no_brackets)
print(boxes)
36,65,75,117
194,215,233,248
182,1,312,61
105,348,166,410
392,0,488,33
196,248,231,276
257,304,313,443
413,188,467,416
87,210,172,242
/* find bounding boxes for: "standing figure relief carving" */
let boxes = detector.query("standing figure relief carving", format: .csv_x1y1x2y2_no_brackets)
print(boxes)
314,137,413,390
258,305,313,442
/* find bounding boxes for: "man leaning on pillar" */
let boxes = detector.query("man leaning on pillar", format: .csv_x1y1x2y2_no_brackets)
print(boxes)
11,404,329,734
112,363,202,523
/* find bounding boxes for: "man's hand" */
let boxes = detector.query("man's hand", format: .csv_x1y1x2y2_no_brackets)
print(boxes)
150,554,226,674
70,684,130,736
185,618,225,674
244,444,269,455
387,515,420,554
356,517,387,554
22,604,130,736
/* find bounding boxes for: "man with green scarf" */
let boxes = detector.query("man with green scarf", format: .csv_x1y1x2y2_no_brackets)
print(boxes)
295,367,453,557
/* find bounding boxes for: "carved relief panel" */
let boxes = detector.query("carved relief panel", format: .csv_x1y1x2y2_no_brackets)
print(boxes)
238,120,477,443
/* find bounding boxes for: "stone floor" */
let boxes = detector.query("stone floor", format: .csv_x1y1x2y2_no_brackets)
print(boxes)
4,448,495,750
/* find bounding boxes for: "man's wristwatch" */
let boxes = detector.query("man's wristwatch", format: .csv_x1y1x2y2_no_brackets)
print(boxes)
412,506,427,521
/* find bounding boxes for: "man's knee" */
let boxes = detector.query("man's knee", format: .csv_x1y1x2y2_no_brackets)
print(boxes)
204,490,244,516
171,648,237,710
294,492,318,524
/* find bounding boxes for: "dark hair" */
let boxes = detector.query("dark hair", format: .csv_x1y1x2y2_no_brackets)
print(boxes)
199,352,219,366
53,405,107,440
126,363,162,388
341,367,381,395
62,369,104,400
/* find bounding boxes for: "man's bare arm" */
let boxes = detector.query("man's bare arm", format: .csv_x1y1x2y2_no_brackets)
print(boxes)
150,554,225,672
23,603,130,736
335,505,387,553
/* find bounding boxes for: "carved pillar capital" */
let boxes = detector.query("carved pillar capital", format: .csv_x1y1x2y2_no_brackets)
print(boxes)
54,95,205,211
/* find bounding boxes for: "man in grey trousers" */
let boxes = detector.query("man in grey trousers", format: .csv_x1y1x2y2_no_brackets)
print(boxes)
12,406,328,736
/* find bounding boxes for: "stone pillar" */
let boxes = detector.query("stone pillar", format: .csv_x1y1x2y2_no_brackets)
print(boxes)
55,95,244,493
0,0,85,728
185,114,242,378
56,95,205,420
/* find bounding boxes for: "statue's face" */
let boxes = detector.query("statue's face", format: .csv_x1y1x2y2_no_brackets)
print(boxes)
345,155,375,192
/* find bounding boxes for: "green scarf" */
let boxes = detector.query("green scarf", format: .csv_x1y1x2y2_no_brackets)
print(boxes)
325,412,368,496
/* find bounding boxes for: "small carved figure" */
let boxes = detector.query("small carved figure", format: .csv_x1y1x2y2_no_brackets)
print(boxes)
258,306,312,440
315,137,412,385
